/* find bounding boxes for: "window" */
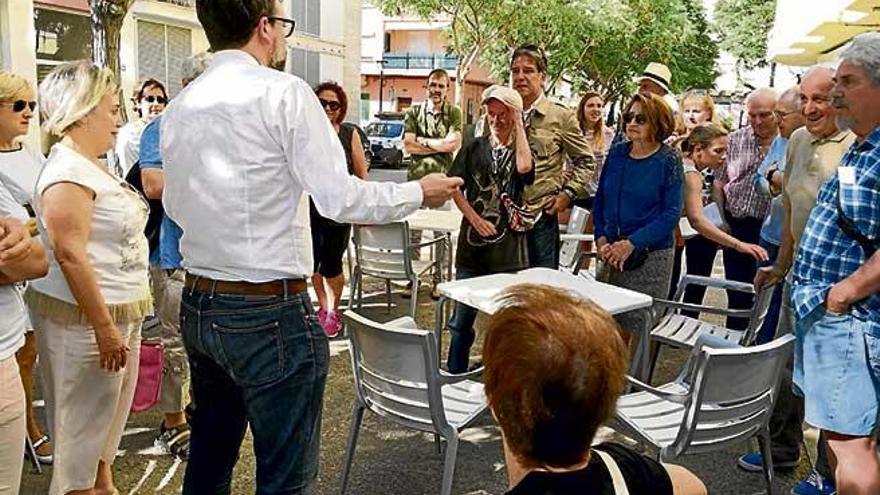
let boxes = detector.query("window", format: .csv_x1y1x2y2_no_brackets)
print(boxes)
137,20,192,97
360,92,370,124
290,0,320,37
289,48,320,88
34,8,93,81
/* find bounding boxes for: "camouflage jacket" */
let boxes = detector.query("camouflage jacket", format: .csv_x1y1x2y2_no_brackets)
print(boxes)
404,102,463,181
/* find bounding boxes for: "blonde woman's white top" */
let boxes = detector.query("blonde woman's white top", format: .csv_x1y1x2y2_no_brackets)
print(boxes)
0,183,29,359
27,143,152,324
0,144,43,205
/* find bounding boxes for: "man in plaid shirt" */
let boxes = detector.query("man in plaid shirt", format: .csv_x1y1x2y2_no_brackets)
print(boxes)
791,33,880,495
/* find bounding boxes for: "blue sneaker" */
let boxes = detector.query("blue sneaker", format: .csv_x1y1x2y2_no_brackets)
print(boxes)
737,452,799,472
791,470,836,495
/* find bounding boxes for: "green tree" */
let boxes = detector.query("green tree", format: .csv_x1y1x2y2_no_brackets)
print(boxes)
714,0,777,82
90,0,135,119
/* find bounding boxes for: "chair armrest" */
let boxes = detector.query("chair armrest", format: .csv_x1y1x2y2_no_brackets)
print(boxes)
653,298,753,319
679,275,755,294
625,375,689,403
559,234,595,242
438,366,484,384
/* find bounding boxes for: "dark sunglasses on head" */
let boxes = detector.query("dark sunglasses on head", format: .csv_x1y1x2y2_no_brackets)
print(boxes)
319,99,341,111
1,100,36,113
623,112,647,125
267,16,296,38
143,95,167,105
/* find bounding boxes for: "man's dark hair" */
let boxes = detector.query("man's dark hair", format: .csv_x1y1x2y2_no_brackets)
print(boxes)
426,68,450,85
510,44,548,75
196,0,276,51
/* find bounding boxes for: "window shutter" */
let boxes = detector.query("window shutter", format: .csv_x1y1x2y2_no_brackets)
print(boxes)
137,20,166,89
166,25,192,96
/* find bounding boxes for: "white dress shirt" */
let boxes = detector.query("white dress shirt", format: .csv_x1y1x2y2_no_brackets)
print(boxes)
161,50,423,282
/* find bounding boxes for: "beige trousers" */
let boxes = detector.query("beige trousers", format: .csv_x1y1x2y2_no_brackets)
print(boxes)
33,315,141,495
0,355,24,495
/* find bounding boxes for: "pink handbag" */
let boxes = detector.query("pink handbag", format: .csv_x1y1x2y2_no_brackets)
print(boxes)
131,340,164,413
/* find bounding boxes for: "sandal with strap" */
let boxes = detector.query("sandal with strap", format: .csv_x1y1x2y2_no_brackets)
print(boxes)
29,435,53,465
157,422,191,460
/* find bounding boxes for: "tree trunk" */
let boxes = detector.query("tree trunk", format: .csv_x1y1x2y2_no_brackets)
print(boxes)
90,0,134,119
454,47,480,110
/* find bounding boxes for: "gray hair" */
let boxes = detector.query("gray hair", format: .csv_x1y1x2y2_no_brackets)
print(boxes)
745,87,778,108
778,86,800,110
181,51,213,84
839,32,880,86
39,60,117,137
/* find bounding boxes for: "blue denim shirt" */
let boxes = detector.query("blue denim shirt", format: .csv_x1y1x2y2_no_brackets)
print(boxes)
792,127,880,322
593,142,683,251
139,116,183,270
754,136,788,246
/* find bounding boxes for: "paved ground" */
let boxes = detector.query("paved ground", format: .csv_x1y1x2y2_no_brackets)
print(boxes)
19,168,818,493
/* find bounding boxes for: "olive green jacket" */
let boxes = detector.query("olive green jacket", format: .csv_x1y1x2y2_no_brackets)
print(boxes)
524,96,595,213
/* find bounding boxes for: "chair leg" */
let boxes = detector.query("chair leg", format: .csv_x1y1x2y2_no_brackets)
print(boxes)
348,269,359,310
25,436,41,473
434,433,441,454
339,404,366,495
757,427,775,495
357,272,364,309
385,279,392,312
440,432,460,495
409,278,420,318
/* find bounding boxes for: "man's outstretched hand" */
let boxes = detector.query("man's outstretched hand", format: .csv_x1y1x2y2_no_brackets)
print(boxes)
419,173,464,208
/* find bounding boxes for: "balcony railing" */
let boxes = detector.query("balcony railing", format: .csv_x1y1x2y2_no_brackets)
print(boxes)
382,52,458,71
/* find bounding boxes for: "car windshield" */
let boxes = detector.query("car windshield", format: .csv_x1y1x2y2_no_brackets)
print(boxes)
366,122,403,138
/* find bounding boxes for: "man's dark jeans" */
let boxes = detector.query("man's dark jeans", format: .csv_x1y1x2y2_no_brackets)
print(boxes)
722,212,762,330
755,239,783,345
180,287,329,495
527,212,559,269
447,268,479,373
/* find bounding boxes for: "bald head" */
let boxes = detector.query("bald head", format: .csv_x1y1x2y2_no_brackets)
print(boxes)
800,66,837,138
746,87,779,140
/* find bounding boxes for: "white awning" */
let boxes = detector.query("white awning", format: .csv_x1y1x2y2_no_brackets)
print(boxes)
768,0,879,66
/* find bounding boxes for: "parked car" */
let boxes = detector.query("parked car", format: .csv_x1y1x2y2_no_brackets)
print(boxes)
365,112,409,168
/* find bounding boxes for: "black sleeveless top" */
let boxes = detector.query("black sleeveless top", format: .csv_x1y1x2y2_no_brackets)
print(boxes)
310,123,360,225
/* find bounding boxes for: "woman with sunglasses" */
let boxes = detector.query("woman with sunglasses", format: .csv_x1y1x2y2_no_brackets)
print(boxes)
113,78,167,179
445,85,534,373
27,61,150,495
309,81,368,338
593,93,682,340
0,71,56,468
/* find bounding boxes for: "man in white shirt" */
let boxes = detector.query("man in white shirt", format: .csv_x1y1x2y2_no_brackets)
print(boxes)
161,1,461,493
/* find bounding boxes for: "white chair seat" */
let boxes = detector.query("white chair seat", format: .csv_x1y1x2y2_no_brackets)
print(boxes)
651,314,744,349
441,381,486,429
614,382,688,448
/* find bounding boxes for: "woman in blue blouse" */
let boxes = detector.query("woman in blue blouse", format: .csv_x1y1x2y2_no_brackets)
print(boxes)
593,93,683,338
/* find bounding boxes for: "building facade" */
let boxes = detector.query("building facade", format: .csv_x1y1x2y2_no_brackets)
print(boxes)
360,2,495,128
0,0,362,149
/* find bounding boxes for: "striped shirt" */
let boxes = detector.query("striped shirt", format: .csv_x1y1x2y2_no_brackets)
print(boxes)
792,127,880,321
718,126,772,219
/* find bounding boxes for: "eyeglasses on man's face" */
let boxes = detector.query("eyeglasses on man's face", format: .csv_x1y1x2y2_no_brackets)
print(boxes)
0,100,36,113
267,16,296,38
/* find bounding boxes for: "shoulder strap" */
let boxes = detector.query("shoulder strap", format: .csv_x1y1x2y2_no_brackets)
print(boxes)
836,179,879,257
594,449,631,495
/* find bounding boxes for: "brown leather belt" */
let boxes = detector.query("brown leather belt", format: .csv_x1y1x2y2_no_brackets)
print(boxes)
184,274,307,296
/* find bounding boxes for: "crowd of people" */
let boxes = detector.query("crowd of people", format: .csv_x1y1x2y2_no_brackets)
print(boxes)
0,0,879,493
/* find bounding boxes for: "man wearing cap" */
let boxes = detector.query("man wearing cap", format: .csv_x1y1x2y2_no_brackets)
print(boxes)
509,44,595,269
445,85,535,373
638,62,680,114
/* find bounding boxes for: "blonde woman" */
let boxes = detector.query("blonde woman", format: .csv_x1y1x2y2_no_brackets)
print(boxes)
0,71,54,466
679,90,716,136
27,61,151,495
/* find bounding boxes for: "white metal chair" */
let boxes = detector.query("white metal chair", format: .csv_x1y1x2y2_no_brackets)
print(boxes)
558,206,594,273
651,275,775,352
612,334,795,495
349,222,443,318
340,311,488,495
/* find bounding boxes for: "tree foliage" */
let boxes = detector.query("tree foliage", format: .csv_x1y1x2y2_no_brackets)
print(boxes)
375,0,719,105
89,0,135,118
714,0,776,75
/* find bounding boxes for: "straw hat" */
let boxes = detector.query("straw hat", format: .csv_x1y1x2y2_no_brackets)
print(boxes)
637,62,672,93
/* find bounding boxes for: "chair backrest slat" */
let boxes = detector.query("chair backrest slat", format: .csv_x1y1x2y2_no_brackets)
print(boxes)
354,223,413,278
559,206,589,271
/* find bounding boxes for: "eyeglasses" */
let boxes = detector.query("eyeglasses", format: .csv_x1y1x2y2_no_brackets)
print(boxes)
267,16,296,38
0,100,36,113
319,99,341,112
622,112,647,125
774,109,797,120
143,95,167,105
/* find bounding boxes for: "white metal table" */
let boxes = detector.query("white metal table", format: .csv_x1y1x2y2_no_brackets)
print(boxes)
434,267,655,379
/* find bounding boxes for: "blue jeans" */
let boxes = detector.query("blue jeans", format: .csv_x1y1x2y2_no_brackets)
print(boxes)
755,239,783,345
527,212,559,269
447,268,479,373
180,287,329,495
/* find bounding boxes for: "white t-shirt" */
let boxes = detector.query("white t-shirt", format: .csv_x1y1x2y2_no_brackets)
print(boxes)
0,182,29,360
29,143,151,306
0,144,43,205
112,120,146,179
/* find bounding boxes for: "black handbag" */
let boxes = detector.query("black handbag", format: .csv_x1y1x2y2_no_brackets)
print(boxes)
622,244,650,271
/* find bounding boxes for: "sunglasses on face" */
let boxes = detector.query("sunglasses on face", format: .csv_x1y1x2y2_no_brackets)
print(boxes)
142,95,167,105
1,100,36,113
623,112,647,125
319,99,341,111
